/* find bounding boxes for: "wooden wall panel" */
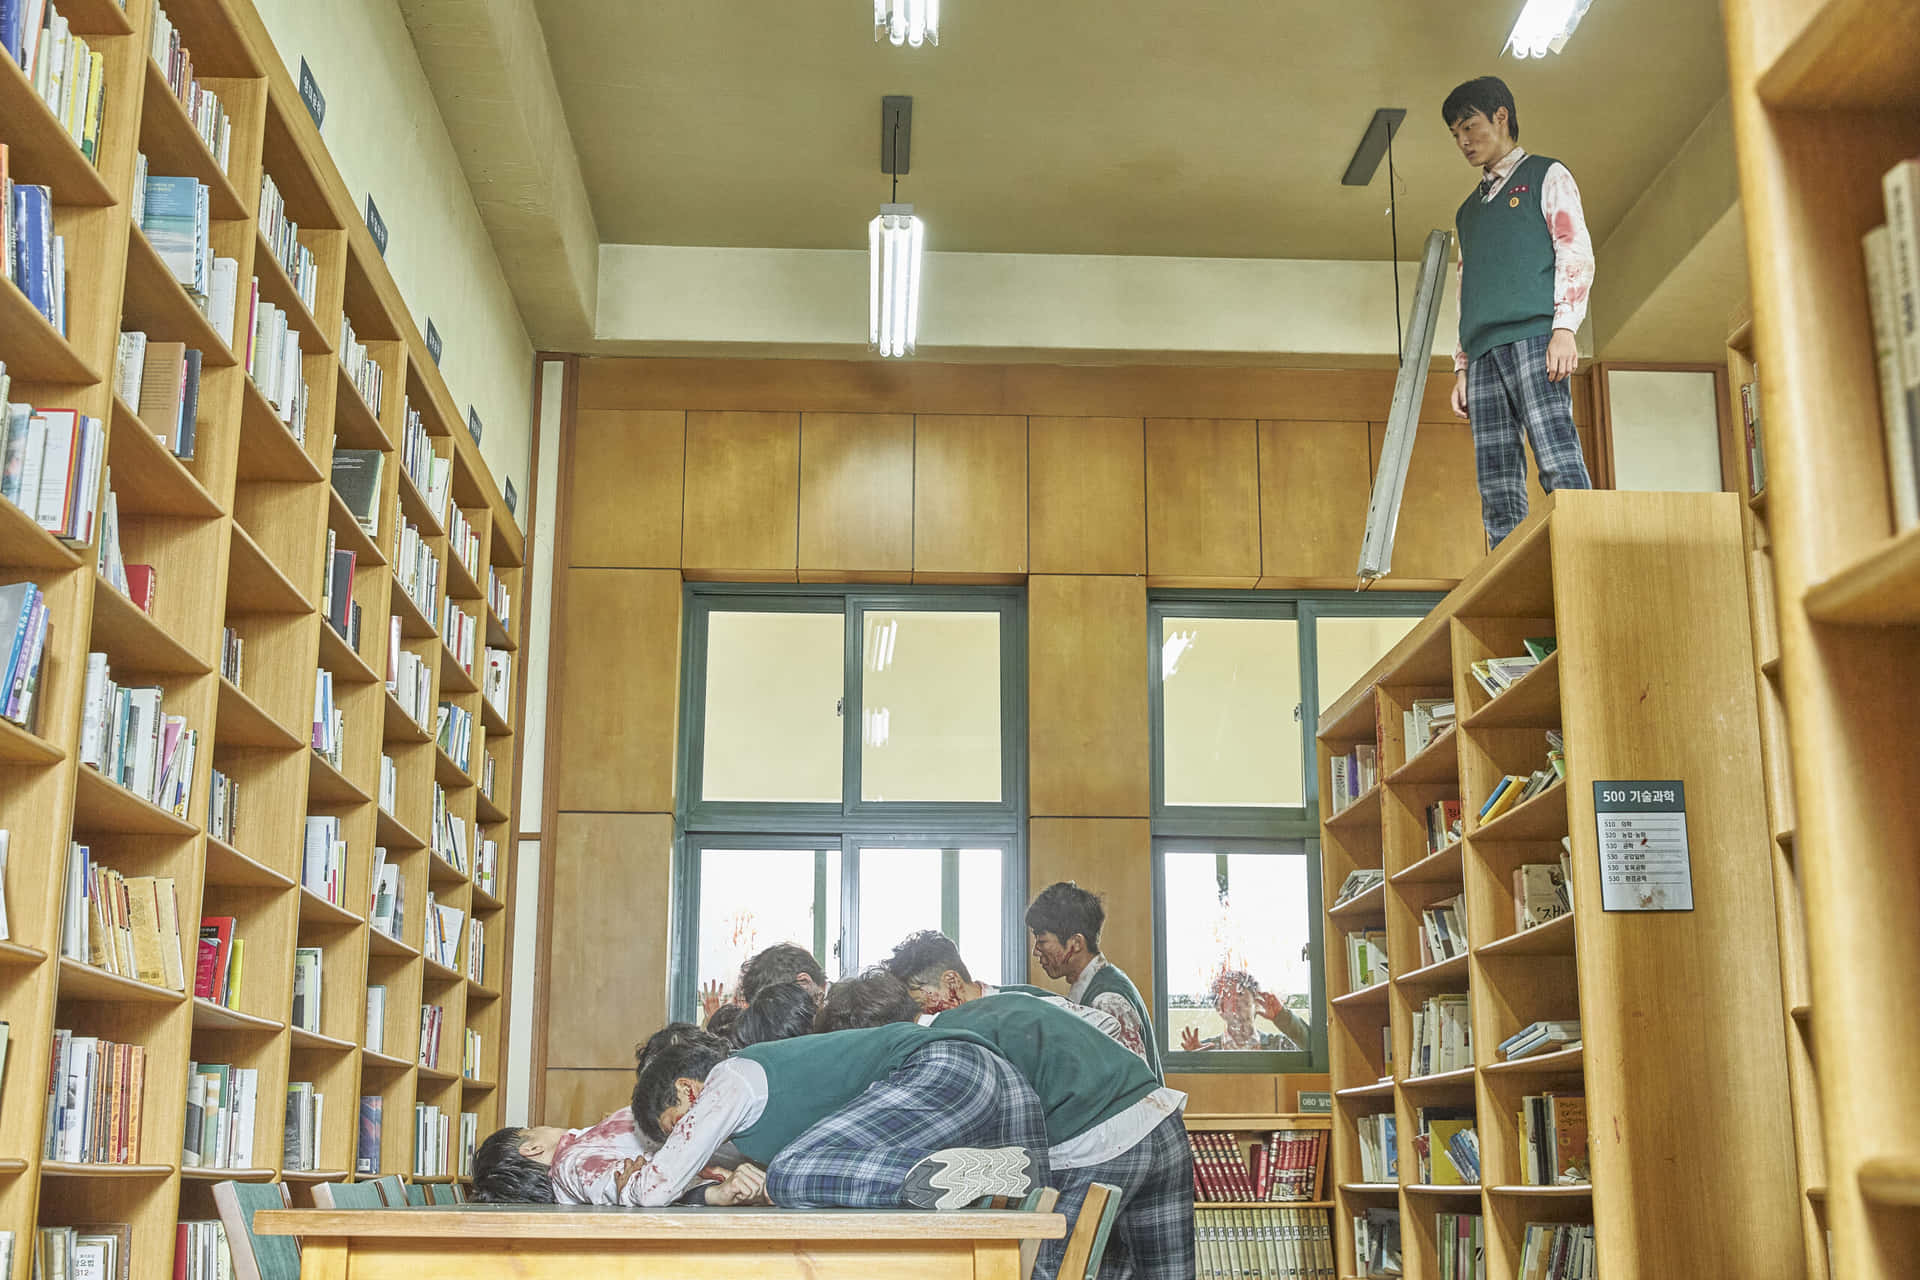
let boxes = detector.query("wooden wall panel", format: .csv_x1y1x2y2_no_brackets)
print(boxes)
1145,418,1262,585
567,410,685,568
1257,420,1372,584
1367,420,1488,581
1028,576,1149,817
1029,417,1147,575
798,412,914,578
683,411,800,579
1025,818,1154,1009
544,1069,643,1129
912,415,1028,578
553,569,682,812
546,813,674,1069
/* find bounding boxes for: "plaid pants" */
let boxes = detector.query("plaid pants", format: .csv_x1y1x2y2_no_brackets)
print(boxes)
764,1041,1049,1208
1036,1110,1196,1280
1466,332,1592,546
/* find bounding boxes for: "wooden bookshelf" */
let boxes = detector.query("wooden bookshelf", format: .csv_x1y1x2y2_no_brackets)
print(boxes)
0,0,528,1273
1317,492,1803,1280
1723,2,1920,1276
1186,1113,1336,1276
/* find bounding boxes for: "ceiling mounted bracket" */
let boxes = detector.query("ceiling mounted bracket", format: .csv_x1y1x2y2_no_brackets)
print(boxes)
1341,107,1407,186
882,95,913,175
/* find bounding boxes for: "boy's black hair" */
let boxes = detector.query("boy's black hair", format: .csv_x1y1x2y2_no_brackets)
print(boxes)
635,1022,724,1076
734,982,818,1047
885,929,972,987
738,943,827,1004
1024,881,1105,954
816,968,922,1033
1441,76,1520,142
633,1038,730,1143
468,1127,556,1203
704,1002,744,1040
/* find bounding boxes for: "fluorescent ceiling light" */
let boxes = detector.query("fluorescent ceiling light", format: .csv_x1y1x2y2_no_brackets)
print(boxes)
874,0,939,47
1505,0,1593,57
869,204,923,359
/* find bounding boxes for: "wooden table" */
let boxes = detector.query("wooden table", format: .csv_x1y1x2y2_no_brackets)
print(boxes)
254,1205,1067,1280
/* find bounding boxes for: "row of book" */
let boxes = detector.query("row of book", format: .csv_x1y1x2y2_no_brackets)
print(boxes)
413,1102,452,1176
1404,697,1454,756
35,1227,123,1280
259,172,318,310
219,625,242,684
1195,1208,1334,1280
1519,1092,1590,1186
1189,1128,1325,1202
419,1003,445,1069
80,654,200,813
370,846,405,939
175,1220,233,1280
1424,798,1462,855
1518,1222,1595,1280
1466,636,1554,701
5,178,64,333
1499,1019,1580,1063
448,504,481,578
474,837,499,899
290,945,321,1034
1513,846,1573,932
247,284,311,440
366,985,386,1053
1410,992,1471,1077
1868,160,1920,530
301,814,346,905
424,893,463,970
142,166,216,304
390,632,433,730
208,766,237,842
1354,1207,1400,1279
431,782,468,872
151,4,233,173
463,1027,483,1078
2,2,107,161
284,1080,325,1171
1417,893,1466,967
395,516,441,622
95,483,153,610
379,752,397,814
483,646,512,715
1413,1107,1476,1185
312,668,343,768
1354,1113,1396,1183
401,401,453,520
1739,373,1765,498
466,916,487,982
1434,1211,1484,1280
324,530,363,648
116,332,205,458
58,848,187,989
1327,742,1377,815
334,447,382,537
43,1031,145,1164
183,1060,259,1169
437,701,472,771
486,565,510,627
195,915,243,1008
1344,929,1387,993
445,600,477,674
341,315,383,413
1333,867,1383,907
1,395,106,547
1476,731,1564,825
0,581,49,730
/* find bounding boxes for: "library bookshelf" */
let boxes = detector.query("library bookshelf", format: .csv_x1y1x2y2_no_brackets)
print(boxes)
1316,491,1803,1280
1721,3,1920,1277
0,0,526,1275
1185,1113,1332,1280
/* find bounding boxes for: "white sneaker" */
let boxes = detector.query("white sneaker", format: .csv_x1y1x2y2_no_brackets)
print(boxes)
902,1147,1038,1210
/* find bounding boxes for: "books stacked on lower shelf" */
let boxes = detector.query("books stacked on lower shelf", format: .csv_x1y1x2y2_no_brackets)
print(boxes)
195,916,242,1009
312,669,343,769
0,401,104,545
419,1005,444,1069
184,1061,259,1169
1328,743,1378,814
1334,868,1384,907
436,702,473,771
1519,1093,1590,1186
58,849,188,990
44,1031,146,1163
414,1103,450,1176
1477,733,1564,825
291,946,321,1034
389,632,433,730
1412,1108,1476,1185
1863,160,1920,530
118,334,205,459
1434,1211,1484,1280
483,646,512,714
151,5,234,171
369,848,404,942
284,1082,324,1172
444,602,476,675
208,767,237,843
1499,1021,1581,1062
1354,1208,1401,1280
1518,1222,1595,1280
425,895,462,970
1468,638,1553,699
1345,931,1388,992
80,657,199,813
5,3,111,161
175,1221,233,1280
1425,800,1462,855
357,1095,382,1174
1409,994,1471,1077
1195,1207,1334,1280
459,1112,480,1177
1355,1114,1396,1182
1514,850,1573,932
36,1228,127,1280
1418,896,1467,967
1405,698,1454,755
301,816,346,906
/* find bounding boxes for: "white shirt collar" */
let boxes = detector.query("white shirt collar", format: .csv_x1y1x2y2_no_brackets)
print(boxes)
1482,145,1529,194
1067,954,1109,1003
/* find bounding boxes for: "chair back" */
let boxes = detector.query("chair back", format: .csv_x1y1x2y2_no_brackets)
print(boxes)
311,1181,387,1210
1058,1182,1121,1280
372,1175,408,1206
210,1182,298,1280
428,1183,463,1205
406,1182,431,1206
1018,1185,1062,1280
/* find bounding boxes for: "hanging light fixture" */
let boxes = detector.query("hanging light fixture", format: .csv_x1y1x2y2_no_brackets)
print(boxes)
874,0,939,47
1504,0,1594,57
870,96,924,359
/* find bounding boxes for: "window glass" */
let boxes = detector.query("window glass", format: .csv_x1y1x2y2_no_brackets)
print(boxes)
1315,615,1422,712
956,848,1006,985
862,611,1002,802
1161,616,1302,808
696,847,842,999
701,611,844,803
1161,849,1313,1055
857,847,944,972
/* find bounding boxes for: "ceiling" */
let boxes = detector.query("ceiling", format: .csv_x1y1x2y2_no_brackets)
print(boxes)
530,0,1730,260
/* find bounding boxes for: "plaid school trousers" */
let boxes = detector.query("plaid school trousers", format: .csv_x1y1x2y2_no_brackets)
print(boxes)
1036,1109,1196,1280
764,1040,1049,1208
1466,332,1592,546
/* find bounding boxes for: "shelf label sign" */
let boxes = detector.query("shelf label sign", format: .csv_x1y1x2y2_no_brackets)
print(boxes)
468,406,484,446
298,58,326,131
365,196,389,258
503,477,517,518
1297,1090,1332,1114
1593,780,1694,912
425,319,443,366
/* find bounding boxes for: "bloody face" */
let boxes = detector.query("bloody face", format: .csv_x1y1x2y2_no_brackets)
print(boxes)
1030,930,1073,979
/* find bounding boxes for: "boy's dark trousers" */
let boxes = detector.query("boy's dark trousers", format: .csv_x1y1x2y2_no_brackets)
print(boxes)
1466,332,1592,546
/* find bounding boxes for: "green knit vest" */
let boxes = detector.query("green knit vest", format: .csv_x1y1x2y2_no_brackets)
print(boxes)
1080,960,1165,1083
997,983,1061,1000
732,1024,996,1165
1456,152,1560,362
935,993,1158,1144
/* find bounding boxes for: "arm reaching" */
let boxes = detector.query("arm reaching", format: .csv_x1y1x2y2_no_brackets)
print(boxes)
620,1061,759,1206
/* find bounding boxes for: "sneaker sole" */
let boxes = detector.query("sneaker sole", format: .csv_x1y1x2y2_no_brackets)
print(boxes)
903,1147,1035,1211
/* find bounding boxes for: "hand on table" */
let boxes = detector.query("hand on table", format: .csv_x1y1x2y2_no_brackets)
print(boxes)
705,1162,769,1206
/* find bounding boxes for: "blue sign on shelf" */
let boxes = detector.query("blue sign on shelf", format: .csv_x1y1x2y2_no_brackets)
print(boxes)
425,319,443,366
297,58,326,131
364,195,388,258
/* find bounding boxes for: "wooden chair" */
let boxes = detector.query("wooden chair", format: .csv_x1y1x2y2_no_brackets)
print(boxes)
1056,1183,1121,1280
371,1174,408,1206
428,1183,463,1205
405,1182,431,1205
312,1181,387,1209
1017,1186,1062,1280
211,1182,299,1280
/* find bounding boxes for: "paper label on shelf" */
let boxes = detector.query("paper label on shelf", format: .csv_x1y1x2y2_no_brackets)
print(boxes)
1593,780,1694,912
1297,1090,1332,1114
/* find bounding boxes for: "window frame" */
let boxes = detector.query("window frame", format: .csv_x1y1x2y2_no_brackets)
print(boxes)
1149,589,1442,1074
670,583,1028,1023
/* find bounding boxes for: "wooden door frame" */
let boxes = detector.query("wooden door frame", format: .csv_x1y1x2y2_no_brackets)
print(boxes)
1591,361,1739,496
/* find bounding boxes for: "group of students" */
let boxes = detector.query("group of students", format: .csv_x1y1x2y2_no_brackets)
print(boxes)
471,881,1195,1280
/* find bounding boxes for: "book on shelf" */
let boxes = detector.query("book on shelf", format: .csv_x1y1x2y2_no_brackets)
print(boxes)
80,656,199,812
340,317,383,412
1355,1113,1397,1183
460,1111,480,1178
301,816,345,904
0,829,9,939
184,1061,258,1169
369,851,404,941
1518,1222,1594,1280
0,400,105,547
291,946,322,1034
1468,654,1541,699
1434,1212,1485,1280
258,173,318,309
219,626,243,684
466,917,486,982
379,753,397,813
487,567,510,626
394,517,440,617
357,1095,382,1174
41,1225,129,1280
311,669,343,767
151,4,234,171
1522,636,1556,662
1412,1108,1475,1185
419,1004,444,1068
449,505,480,576
1499,1020,1581,1062
1327,742,1377,814
121,335,204,458
1345,930,1388,990
366,986,386,1052
1409,993,1472,1077
425,894,463,970
43,1031,145,1163
4,5,110,163
195,916,240,1008
482,752,497,799
1354,1207,1401,1280
1418,894,1467,966
1188,1126,1325,1204
143,172,212,300
1404,698,1454,755
331,448,384,538
246,286,310,440
1520,1092,1590,1187
123,563,156,612
208,767,237,843
443,600,476,673
1424,799,1463,854
58,847,187,990
389,631,434,728
1193,1206,1334,1280
436,702,474,770
414,1102,450,1177
1514,861,1572,931
8,182,65,332
323,534,361,648
283,1082,323,1172
401,401,453,519
174,1221,232,1280
1873,159,1920,532
1739,375,1769,501
463,1027,482,1078
475,838,499,898
431,784,468,872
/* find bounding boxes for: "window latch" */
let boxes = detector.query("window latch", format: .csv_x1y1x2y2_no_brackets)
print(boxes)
836,697,845,717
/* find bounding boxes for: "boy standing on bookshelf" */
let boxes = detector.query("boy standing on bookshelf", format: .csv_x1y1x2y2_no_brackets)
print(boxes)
1027,881,1165,1082
1443,75,1595,546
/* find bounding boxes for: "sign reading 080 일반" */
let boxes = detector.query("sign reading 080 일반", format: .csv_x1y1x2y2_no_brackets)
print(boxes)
1592,780,1693,913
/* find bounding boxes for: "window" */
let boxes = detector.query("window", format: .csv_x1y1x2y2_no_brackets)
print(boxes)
1150,594,1439,1072
673,587,1024,1020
